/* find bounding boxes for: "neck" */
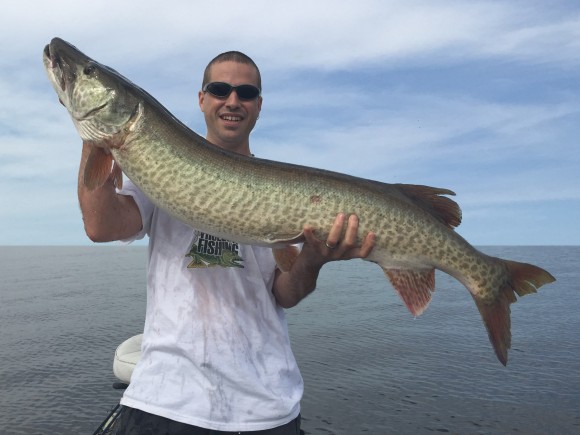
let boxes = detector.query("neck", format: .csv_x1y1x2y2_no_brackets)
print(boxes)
206,135,251,156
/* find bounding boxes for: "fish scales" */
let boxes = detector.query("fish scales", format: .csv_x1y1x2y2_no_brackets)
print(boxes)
118,110,508,314
43,37,555,365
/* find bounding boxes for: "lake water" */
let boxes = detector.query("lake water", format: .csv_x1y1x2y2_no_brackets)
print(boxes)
0,246,578,434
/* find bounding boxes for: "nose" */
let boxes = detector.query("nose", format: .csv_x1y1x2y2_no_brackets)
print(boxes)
224,89,241,107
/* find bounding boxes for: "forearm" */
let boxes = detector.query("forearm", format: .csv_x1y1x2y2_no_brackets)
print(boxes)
272,255,325,309
78,143,141,242
272,214,376,309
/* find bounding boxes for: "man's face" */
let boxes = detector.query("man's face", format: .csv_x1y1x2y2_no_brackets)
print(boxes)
199,60,262,155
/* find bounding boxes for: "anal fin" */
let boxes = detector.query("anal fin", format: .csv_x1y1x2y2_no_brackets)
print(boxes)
382,267,436,316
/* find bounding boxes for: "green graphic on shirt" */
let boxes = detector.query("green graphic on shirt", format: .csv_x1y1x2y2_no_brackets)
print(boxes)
186,232,244,268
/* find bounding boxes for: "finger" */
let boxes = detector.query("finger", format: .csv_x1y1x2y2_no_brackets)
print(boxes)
302,224,317,245
357,232,376,258
326,213,345,248
342,214,360,248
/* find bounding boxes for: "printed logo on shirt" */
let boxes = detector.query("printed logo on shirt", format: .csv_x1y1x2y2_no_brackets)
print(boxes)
186,231,244,269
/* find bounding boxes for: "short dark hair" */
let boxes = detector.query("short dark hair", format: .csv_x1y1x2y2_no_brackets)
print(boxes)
202,51,262,91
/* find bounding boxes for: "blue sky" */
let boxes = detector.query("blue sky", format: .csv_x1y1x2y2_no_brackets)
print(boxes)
1,0,578,245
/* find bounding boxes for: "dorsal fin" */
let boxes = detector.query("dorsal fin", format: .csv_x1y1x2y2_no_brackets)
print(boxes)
394,184,462,229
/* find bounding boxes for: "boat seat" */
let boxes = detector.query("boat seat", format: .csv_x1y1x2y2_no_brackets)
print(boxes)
113,334,142,384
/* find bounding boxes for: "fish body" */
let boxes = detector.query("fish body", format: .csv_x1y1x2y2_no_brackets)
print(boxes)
43,38,555,365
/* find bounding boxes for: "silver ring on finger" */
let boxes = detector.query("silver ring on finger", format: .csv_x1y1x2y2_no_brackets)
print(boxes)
325,241,336,250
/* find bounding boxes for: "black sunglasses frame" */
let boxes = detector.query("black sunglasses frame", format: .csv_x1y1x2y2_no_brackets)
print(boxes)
203,82,261,101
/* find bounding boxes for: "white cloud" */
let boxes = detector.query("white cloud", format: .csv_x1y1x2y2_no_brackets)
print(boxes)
482,14,580,65
0,0,578,244
258,87,578,167
2,1,580,70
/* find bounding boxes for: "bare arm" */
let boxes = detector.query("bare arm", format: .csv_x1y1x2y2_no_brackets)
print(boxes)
272,214,375,308
78,143,142,242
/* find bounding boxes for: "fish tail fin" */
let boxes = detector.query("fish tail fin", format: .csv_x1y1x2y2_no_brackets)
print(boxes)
473,259,555,366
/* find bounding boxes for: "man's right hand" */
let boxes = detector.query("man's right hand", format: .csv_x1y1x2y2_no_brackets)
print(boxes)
78,143,142,242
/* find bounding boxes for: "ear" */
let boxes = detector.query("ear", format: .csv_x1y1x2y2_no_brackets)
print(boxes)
198,90,205,112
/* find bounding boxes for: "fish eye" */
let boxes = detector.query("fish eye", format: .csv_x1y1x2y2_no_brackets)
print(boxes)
83,64,96,75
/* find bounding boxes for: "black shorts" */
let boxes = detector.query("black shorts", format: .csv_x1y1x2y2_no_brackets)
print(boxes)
112,406,304,435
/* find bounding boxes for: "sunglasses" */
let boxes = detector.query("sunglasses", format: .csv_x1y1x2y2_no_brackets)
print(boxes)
203,82,261,101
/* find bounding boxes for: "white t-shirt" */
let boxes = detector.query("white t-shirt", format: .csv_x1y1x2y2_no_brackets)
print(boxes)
118,180,303,431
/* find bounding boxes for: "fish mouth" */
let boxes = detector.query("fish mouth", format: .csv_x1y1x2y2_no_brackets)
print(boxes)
43,43,67,93
76,101,109,120
43,39,110,116
43,44,54,67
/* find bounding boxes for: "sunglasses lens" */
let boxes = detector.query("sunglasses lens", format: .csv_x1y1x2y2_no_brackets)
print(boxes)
235,85,260,100
206,82,233,98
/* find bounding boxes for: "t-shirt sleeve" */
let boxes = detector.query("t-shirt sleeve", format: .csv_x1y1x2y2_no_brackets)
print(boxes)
116,179,155,243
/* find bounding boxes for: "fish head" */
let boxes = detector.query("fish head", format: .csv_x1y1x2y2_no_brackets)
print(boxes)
43,38,141,147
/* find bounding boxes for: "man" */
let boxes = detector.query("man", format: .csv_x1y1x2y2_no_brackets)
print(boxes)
80,51,375,434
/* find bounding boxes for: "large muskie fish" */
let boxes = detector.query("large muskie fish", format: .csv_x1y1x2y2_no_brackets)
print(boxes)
43,37,555,365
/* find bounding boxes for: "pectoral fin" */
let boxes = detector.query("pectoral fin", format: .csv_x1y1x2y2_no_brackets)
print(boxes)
382,267,436,316
112,160,123,189
84,144,113,191
273,245,300,272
